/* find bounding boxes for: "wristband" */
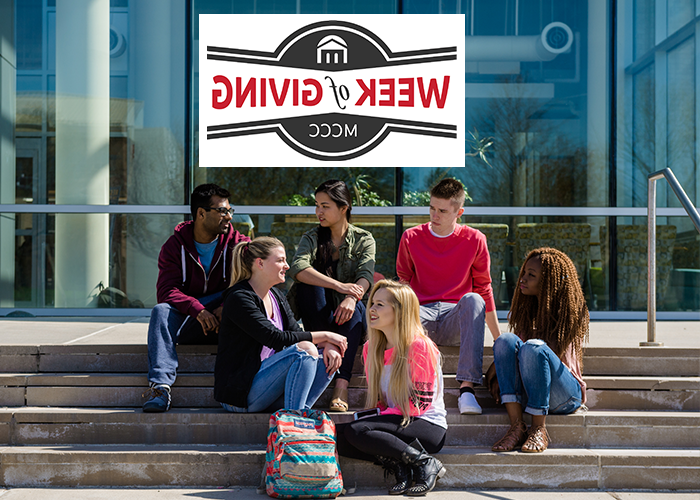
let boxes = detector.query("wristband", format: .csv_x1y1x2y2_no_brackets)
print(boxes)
345,295,357,302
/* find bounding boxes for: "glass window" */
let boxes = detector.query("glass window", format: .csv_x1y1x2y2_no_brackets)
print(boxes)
634,0,654,59
667,0,694,36
620,0,700,312
4,0,189,309
2,0,697,314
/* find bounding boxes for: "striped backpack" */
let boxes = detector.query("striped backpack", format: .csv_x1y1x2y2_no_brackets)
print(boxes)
262,409,343,499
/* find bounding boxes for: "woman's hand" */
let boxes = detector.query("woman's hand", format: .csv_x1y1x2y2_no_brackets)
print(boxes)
322,344,343,374
333,296,357,325
334,282,364,301
310,331,347,355
322,332,348,356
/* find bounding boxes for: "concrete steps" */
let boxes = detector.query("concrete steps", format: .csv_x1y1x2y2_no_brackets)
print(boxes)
0,342,698,489
1,408,698,449
0,444,697,489
1,373,698,411
1,345,698,411
2,345,699,376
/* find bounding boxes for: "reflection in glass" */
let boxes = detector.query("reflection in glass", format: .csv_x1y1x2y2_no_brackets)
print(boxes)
633,0,654,59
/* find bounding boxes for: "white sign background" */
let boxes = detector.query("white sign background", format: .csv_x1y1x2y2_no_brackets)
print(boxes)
199,15,465,168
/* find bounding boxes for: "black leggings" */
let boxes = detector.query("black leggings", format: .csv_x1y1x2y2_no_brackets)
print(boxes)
336,414,446,462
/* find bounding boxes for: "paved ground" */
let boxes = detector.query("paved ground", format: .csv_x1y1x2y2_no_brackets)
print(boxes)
0,318,697,348
0,489,698,499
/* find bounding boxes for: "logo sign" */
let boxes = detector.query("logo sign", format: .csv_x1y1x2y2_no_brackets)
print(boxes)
199,15,465,167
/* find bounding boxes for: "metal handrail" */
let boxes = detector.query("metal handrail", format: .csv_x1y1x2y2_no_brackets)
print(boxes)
645,168,700,346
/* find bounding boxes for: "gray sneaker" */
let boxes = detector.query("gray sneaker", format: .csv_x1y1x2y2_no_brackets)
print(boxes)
142,383,171,412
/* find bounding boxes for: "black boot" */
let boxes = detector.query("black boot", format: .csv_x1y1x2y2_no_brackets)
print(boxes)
376,455,412,495
400,439,446,496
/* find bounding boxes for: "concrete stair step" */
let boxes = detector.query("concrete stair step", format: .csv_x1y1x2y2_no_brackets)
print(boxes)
0,444,697,489
3,372,699,390
1,408,698,449
2,345,698,377
2,372,698,411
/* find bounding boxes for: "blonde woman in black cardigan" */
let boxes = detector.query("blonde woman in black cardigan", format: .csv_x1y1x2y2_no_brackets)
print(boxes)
215,237,347,412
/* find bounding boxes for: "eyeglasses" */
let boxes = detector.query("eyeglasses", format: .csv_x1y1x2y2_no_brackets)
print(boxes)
202,206,235,216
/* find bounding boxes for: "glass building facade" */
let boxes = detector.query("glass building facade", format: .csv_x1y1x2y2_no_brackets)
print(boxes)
0,0,698,318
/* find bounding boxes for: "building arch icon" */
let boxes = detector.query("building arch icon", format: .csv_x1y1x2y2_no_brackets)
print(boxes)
317,35,347,64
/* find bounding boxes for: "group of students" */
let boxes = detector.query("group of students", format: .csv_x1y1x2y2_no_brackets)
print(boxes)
143,179,589,496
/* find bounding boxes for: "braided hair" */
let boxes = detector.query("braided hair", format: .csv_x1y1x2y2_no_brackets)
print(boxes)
508,247,589,364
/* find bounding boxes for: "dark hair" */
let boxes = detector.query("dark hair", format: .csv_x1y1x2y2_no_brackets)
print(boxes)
430,178,465,207
508,247,589,364
230,237,284,285
313,179,352,276
190,183,231,219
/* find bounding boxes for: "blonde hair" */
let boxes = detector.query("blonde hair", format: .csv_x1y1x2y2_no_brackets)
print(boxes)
229,236,285,285
508,247,589,364
364,280,440,426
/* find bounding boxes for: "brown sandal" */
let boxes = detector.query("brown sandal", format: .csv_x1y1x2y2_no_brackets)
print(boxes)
521,425,550,453
329,386,349,412
491,420,527,452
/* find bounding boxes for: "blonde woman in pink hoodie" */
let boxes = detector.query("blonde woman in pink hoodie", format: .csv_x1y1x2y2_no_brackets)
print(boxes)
336,280,447,496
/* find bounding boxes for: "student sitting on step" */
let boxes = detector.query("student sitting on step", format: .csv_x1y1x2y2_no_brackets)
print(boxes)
288,179,375,413
336,280,447,496
489,247,589,453
214,237,348,412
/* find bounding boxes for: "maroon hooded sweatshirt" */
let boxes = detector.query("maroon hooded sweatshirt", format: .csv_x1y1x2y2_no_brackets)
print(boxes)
156,220,250,319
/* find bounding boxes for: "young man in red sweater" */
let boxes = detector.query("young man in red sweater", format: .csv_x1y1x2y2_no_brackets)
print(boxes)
397,178,501,414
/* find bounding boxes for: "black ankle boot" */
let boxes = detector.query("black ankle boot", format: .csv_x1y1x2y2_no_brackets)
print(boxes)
399,439,446,496
376,455,412,495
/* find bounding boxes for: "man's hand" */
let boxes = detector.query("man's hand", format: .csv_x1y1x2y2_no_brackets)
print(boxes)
333,296,357,325
197,309,220,335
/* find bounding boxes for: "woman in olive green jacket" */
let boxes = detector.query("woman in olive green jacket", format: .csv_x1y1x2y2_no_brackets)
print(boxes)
288,179,376,412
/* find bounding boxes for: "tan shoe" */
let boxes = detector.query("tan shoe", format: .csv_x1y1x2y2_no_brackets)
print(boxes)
329,386,349,412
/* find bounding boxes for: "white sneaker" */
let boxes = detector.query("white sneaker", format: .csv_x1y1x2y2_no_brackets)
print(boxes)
458,391,482,415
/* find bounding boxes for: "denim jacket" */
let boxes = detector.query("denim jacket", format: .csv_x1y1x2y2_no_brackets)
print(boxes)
288,224,376,309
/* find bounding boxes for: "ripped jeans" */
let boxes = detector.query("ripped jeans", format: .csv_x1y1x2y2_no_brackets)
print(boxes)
221,343,334,413
493,332,582,416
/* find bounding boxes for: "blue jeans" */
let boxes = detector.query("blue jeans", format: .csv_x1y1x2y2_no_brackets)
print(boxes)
493,332,582,416
419,293,485,385
221,344,335,412
147,291,223,386
295,283,366,382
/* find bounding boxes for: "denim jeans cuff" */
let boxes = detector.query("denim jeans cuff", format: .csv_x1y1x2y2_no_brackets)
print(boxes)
500,394,522,405
456,374,483,385
524,405,548,416
221,402,247,413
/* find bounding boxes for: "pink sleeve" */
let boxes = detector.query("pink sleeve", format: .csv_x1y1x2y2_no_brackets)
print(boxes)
362,342,369,378
405,337,439,417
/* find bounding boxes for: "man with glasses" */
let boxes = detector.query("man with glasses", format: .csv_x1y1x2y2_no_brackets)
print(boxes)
143,184,250,412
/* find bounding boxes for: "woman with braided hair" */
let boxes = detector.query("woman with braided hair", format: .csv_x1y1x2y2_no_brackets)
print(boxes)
490,247,589,453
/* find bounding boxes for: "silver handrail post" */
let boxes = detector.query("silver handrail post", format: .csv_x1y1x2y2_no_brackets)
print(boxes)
643,172,664,347
644,167,700,347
